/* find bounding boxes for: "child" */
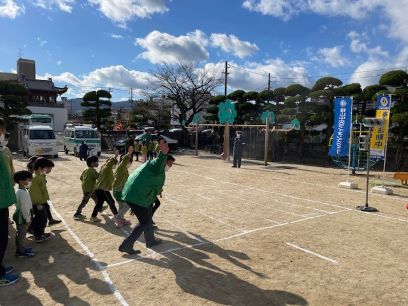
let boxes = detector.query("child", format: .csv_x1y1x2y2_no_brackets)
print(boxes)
133,139,141,161
91,150,121,223
113,146,134,227
28,157,54,242
74,156,99,220
13,171,36,258
28,157,61,226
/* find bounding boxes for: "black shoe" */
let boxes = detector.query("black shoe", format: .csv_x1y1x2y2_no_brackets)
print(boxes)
232,165,237,168
118,245,141,255
48,219,62,226
146,239,162,248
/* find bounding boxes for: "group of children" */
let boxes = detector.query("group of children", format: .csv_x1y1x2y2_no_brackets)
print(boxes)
74,146,134,227
12,156,60,259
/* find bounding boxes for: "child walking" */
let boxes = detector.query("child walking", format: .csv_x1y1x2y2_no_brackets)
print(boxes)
91,151,122,224
74,156,99,220
13,171,36,258
28,158,54,242
113,146,134,227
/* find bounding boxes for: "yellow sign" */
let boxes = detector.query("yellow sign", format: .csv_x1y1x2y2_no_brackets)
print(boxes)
370,109,390,157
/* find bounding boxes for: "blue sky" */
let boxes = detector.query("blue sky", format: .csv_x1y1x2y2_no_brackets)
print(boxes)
0,0,407,101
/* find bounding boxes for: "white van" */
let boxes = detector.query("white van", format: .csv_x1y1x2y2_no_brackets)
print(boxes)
64,125,101,157
22,125,58,158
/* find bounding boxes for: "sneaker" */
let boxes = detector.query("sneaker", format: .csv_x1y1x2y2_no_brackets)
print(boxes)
0,273,19,287
74,213,86,220
90,217,102,223
4,266,14,274
118,245,141,255
113,215,124,227
35,233,51,243
15,249,36,258
146,239,162,248
48,219,62,226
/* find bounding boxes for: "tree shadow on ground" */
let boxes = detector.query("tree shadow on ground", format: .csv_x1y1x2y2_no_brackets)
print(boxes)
138,229,308,305
4,228,112,305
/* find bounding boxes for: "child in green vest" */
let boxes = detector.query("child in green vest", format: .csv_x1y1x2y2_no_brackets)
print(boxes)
28,157,54,242
113,146,134,227
91,150,120,223
74,156,99,220
13,171,36,258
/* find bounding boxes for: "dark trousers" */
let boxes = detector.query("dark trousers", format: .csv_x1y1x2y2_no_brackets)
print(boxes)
152,197,161,217
32,204,47,239
0,208,9,277
233,153,242,168
76,192,97,214
44,202,54,222
92,189,118,217
120,204,155,248
133,152,139,161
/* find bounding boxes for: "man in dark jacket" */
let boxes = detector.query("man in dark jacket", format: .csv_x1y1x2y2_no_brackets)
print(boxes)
118,140,175,255
232,131,243,168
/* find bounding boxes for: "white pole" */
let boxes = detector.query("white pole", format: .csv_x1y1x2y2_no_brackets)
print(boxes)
346,97,353,183
381,94,392,186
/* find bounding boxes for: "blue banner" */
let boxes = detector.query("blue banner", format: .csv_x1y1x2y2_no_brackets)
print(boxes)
376,94,391,110
329,97,352,157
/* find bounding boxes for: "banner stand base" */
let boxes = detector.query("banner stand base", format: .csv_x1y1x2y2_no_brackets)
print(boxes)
356,205,378,212
338,181,358,189
371,185,393,195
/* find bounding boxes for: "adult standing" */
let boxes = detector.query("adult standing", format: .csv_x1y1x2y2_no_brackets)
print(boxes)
0,118,19,286
232,131,244,168
118,140,175,255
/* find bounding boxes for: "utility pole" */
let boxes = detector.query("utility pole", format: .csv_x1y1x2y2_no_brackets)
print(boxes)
224,61,228,97
268,73,271,104
129,88,133,103
223,61,230,162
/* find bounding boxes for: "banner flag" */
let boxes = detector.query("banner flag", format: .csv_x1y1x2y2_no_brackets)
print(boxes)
370,95,391,158
329,97,352,157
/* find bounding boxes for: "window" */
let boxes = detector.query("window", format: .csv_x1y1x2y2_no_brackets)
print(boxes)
75,130,98,139
29,130,55,140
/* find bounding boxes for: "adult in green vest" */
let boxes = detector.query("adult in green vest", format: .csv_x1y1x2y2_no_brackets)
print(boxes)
118,139,175,255
0,118,19,286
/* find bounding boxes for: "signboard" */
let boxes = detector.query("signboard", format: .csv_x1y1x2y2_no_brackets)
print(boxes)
329,97,352,157
370,95,391,158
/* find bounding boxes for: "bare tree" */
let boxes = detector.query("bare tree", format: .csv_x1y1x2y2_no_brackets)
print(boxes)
152,63,222,132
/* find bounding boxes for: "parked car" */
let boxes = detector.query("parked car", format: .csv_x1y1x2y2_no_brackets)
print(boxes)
135,134,179,150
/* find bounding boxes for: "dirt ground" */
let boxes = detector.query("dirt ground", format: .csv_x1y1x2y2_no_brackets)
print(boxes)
2,150,408,306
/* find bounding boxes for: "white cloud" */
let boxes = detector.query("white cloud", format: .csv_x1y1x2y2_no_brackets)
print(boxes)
204,59,310,92
110,33,123,39
210,33,259,58
347,31,388,58
317,46,349,68
37,37,47,46
33,0,74,13
57,60,62,65
135,30,209,64
88,0,168,26
242,1,408,45
43,65,156,98
0,0,25,18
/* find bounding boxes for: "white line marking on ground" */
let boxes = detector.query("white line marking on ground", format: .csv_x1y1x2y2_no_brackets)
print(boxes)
195,193,213,201
174,170,408,223
196,210,247,233
163,219,205,243
49,203,129,306
106,207,346,270
286,242,338,264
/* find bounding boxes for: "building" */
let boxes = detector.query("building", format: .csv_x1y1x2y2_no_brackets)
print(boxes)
0,58,68,131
